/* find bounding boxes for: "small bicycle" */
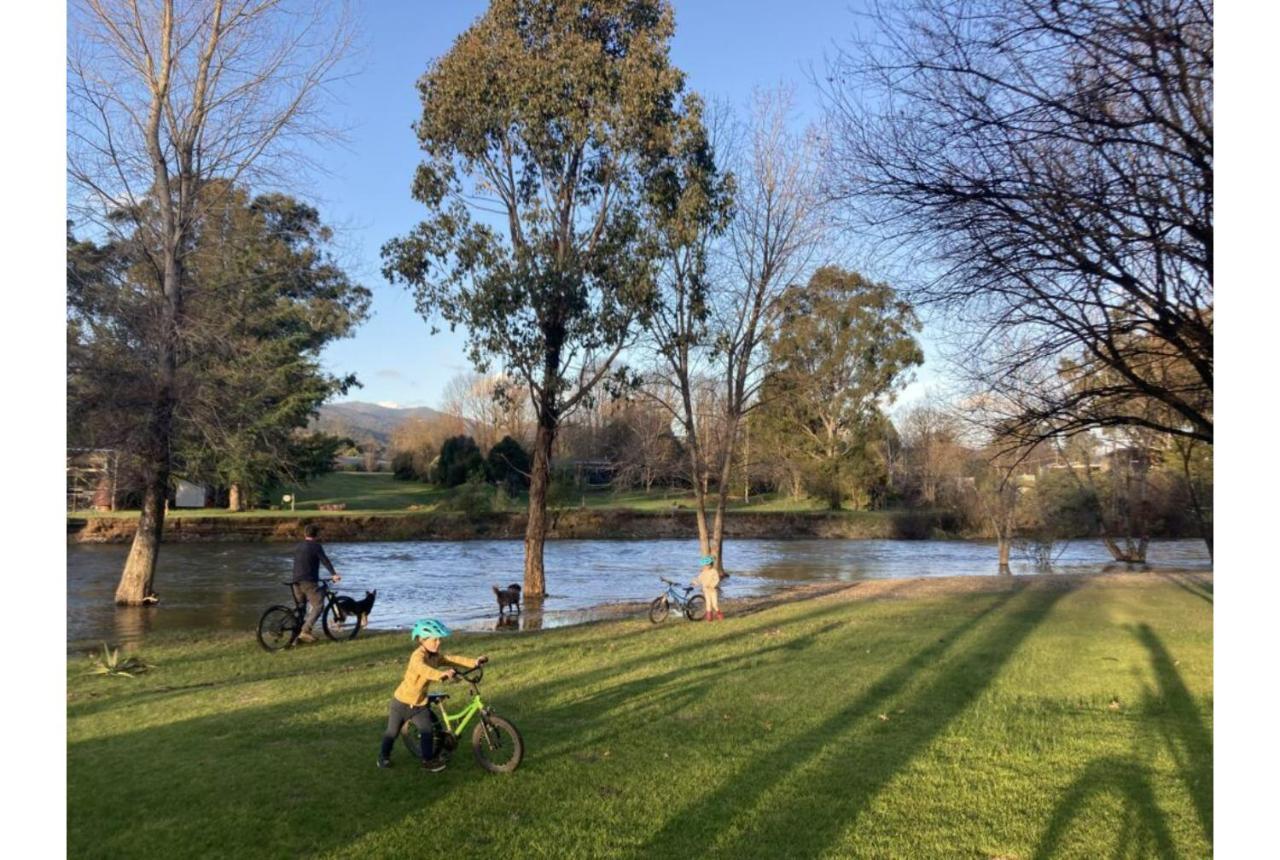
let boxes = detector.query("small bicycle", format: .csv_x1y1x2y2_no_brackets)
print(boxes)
256,578,361,652
399,664,524,774
649,576,707,624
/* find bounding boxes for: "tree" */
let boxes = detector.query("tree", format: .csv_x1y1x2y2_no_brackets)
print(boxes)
435,436,485,488
383,0,702,596
755,268,923,509
68,186,369,513
169,186,370,509
441,371,533,452
487,436,532,494
647,86,825,569
822,0,1212,447
68,0,354,604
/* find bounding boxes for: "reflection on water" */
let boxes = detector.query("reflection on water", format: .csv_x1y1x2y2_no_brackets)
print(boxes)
67,537,1211,649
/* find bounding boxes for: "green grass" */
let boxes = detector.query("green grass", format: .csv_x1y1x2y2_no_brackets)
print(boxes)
68,574,1212,858
72,472,864,518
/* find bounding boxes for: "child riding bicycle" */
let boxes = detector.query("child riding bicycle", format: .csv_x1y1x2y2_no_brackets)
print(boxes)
378,618,487,771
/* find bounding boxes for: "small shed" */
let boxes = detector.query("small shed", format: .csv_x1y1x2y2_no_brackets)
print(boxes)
174,479,207,508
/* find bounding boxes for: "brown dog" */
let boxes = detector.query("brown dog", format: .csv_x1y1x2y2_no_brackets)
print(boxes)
493,583,522,615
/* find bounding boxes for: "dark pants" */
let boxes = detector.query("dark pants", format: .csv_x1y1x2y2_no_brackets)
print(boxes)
291,581,324,634
380,698,437,762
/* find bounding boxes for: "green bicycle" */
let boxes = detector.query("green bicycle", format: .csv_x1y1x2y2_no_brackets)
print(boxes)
400,664,524,774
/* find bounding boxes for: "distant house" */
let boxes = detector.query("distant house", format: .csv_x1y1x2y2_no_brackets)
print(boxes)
174,479,206,508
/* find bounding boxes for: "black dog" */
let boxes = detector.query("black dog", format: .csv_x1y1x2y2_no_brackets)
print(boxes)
333,589,377,629
493,583,522,615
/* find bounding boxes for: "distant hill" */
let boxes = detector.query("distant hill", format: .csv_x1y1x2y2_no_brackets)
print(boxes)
312,401,449,446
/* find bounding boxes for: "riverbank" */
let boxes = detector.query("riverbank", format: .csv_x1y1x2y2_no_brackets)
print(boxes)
68,507,959,543
68,570,1212,858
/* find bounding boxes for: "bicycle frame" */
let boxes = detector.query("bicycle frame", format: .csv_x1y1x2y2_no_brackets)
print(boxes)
434,688,487,738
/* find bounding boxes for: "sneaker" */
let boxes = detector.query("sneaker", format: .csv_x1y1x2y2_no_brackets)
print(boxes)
421,758,447,773
377,757,392,769
704,613,714,622
716,611,725,621
296,631,316,643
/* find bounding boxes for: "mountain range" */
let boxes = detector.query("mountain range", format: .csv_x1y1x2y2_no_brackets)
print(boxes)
311,401,448,445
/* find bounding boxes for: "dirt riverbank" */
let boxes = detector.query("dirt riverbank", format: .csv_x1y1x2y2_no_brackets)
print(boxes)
68,508,960,544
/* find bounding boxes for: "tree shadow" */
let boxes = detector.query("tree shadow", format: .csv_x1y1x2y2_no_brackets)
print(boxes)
1157,572,1213,605
68,680,468,858
630,586,1054,857
1031,756,1178,859
1134,622,1213,843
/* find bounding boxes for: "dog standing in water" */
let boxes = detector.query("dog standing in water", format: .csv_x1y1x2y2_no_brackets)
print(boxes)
493,583,522,615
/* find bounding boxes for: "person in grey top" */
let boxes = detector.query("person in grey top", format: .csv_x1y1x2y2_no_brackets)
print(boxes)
290,523,341,641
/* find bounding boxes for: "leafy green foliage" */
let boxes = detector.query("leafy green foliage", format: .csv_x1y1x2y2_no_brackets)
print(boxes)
434,436,485,488
486,436,532,492
86,644,153,678
68,184,370,505
755,267,923,509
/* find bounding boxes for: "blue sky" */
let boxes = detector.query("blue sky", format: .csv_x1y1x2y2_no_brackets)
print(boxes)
303,0,939,410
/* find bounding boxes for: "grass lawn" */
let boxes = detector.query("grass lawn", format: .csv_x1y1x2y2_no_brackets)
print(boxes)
67,573,1212,858
73,471,863,518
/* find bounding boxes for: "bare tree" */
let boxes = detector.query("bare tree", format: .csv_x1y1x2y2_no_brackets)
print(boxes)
648,86,827,569
822,0,1212,448
68,0,353,604
441,371,532,452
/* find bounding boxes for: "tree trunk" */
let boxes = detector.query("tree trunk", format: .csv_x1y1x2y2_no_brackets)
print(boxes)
523,421,555,597
997,533,1011,575
116,472,166,604
228,483,244,512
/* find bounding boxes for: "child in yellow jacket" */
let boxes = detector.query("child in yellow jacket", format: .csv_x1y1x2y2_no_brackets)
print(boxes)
378,618,486,770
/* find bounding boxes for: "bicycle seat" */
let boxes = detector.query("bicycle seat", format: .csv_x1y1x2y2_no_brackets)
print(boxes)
427,692,450,703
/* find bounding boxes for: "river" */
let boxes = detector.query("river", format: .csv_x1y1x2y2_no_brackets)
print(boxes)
67,537,1208,652
67,538,1211,650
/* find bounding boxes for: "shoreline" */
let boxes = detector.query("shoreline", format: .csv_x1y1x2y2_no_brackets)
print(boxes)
534,567,1215,629
68,508,963,544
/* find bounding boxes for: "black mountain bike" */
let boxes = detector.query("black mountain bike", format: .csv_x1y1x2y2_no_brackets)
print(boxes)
256,578,361,652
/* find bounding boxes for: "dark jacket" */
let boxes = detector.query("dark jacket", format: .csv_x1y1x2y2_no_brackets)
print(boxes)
291,539,336,584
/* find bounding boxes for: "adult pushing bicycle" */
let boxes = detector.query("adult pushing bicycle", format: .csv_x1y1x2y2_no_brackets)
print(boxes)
256,577,364,651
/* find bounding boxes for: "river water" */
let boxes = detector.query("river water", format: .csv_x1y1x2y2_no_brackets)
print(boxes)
66,538,1211,650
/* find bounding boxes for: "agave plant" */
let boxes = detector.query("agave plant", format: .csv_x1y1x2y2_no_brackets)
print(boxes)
87,643,153,678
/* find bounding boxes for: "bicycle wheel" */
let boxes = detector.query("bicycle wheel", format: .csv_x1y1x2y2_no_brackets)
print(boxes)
472,713,524,774
648,596,670,624
257,605,299,652
400,712,446,760
684,593,707,621
321,599,361,642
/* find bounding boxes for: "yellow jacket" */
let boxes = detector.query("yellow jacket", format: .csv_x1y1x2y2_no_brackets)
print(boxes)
393,649,479,707
696,565,721,588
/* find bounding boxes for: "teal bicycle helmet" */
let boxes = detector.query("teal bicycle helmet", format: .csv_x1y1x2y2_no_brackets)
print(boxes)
699,555,715,566
411,618,451,641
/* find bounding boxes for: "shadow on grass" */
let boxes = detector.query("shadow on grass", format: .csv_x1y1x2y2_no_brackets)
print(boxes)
68,678,467,858
1031,622,1212,857
1135,622,1213,843
1031,756,1178,859
617,586,1049,857
1158,572,1213,605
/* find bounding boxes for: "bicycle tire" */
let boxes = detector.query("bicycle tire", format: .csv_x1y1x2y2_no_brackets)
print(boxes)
684,593,707,621
321,599,361,642
257,605,299,652
648,596,670,624
472,713,524,774
400,711,448,761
